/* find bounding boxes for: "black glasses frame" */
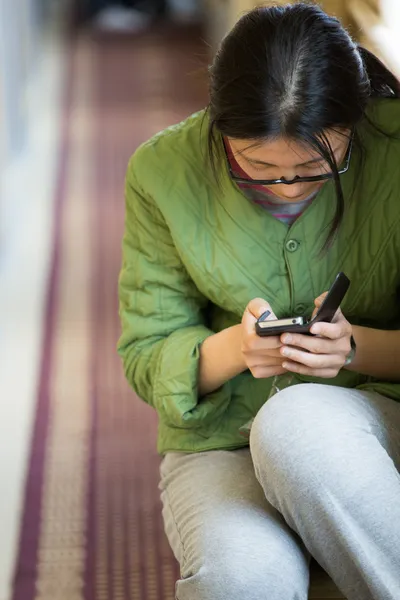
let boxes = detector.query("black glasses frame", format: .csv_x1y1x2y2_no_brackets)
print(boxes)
225,131,354,186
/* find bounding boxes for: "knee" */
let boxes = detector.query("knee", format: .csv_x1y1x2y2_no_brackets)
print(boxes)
177,552,306,600
176,514,308,600
250,384,342,492
251,383,327,450
178,559,266,600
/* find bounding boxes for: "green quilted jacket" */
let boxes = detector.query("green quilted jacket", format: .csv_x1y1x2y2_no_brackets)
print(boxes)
118,100,400,454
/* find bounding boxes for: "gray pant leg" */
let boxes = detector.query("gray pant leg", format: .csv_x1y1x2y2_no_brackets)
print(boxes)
159,449,310,600
250,383,400,600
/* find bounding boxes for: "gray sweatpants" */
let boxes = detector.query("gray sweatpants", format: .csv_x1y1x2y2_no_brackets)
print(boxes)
159,384,400,600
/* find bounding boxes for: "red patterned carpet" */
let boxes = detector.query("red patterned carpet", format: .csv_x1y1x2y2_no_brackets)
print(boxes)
11,25,208,600
11,23,343,600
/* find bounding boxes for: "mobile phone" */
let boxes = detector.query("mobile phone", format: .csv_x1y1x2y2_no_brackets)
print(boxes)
255,272,350,337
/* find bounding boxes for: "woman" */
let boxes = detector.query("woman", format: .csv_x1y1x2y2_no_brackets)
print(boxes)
118,4,400,599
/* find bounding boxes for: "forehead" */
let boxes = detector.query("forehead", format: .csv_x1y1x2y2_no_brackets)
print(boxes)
230,130,344,165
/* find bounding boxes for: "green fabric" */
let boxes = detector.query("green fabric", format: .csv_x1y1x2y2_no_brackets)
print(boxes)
118,100,400,454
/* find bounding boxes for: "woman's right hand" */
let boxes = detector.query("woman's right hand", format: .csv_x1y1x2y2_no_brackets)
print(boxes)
240,298,287,378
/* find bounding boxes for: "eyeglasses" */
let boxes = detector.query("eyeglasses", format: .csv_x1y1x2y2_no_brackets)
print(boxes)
225,131,354,186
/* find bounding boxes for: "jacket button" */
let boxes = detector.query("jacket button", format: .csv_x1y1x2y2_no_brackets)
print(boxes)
295,304,306,314
285,239,299,252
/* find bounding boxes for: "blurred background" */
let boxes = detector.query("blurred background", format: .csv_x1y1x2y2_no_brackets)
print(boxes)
0,1,399,599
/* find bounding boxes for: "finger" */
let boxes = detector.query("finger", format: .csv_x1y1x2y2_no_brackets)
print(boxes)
245,298,277,321
331,306,346,324
248,353,284,367
315,291,328,303
280,346,344,369
243,336,283,353
310,314,351,339
280,333,335,354
281,360,340,378
311,291,328,318
242,298,278,339
250,365,287,379
249,347,283,358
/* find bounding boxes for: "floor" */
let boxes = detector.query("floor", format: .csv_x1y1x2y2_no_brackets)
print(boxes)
0,21,209,600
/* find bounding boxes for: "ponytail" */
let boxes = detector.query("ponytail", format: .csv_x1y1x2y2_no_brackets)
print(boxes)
358,46,400,98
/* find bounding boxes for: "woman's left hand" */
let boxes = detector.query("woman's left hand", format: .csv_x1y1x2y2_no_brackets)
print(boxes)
279,292,353,378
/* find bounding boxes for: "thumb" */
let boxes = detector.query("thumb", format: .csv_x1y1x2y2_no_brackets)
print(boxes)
311,291,328,318
244,298,277,321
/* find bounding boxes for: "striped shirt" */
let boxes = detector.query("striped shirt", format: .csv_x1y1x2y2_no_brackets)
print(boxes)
225,139,318,226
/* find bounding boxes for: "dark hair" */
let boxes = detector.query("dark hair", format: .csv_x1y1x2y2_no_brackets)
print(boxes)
208,3,400,250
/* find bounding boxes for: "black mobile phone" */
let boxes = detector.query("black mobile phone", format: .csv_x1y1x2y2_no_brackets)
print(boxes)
255,272,350,337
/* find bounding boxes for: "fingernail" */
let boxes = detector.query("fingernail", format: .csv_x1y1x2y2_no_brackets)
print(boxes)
310,326,319,335
282,334,292,343
281,347,290,357
259,310,271,322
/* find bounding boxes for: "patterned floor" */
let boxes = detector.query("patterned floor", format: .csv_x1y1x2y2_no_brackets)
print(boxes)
11,25,207,600
10,24,343,600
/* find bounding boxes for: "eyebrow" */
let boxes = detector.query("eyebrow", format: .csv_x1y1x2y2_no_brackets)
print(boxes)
234,147,341,168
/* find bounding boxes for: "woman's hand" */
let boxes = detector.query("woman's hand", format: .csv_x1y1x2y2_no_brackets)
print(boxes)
241,298,287,378
279,293,353,378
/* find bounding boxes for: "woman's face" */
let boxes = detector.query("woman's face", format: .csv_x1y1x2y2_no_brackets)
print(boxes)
228,129,351,202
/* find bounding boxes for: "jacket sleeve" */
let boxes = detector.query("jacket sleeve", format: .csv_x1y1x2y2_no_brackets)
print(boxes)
117,153,232,429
